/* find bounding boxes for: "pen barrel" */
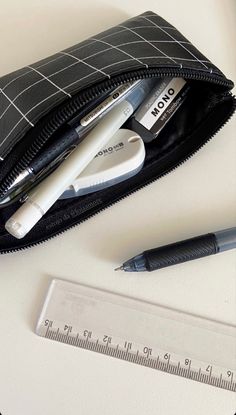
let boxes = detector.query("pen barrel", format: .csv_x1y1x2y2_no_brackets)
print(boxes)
144,233,218,271
32,126,80,174
28,100,134,212
5,100,134,239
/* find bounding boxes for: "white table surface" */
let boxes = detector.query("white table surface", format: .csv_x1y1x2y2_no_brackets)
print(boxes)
0,0,236,413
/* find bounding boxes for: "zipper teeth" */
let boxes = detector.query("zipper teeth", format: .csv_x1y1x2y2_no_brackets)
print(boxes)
1,96,235,255
0,67,233,197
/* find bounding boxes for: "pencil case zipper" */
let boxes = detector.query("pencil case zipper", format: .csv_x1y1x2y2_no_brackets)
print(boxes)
1,110,235,254
0,69,235,253
0,10,235,253
0,67,233,198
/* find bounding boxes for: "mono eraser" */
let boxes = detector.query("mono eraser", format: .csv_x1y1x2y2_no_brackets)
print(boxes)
126,77,190,142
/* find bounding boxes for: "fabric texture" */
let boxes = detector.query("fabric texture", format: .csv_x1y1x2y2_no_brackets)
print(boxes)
0,11,226,159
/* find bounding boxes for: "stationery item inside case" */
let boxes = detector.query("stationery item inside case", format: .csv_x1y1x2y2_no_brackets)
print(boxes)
0,11,235,253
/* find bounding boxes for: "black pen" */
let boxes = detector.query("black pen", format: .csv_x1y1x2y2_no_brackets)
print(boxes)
0,81,139,205
115,227,236,272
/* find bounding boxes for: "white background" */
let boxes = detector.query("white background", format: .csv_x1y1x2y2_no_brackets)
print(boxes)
0,0,236,413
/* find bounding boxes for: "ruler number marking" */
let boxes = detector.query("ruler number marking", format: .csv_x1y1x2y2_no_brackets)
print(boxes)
143,347,152,358
40,320,236,392
124,341,132,351
103,335,112,344
84,330,92,339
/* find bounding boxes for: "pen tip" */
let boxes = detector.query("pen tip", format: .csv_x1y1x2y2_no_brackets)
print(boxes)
114,266,124,271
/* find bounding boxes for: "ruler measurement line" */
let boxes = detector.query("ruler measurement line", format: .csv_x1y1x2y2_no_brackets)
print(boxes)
189,369,195,380
167,355,170,371
36,280,236,392
199,371,203,383
210,376,215,387
96,343,100,353
208,366,212,381
219,373,223,389
139,355,144,366
45,324,50,338
193,371,198,381
91,341,97,352
131,352,136,363
151,358,156,369
41,329,236,392
135,353,140,364
213,376,218,387
128,352,133,363
71,334,77,346
68,333,73,344
214,376,219,387
49,328,54,339
73,334,78,346
171,363,177,375
56,330,61,342
55,328,59,341
187,361,191,377
68,333,74,345
182,367,187,378
159,359,164,371
170,363,177,375
179,365,184,377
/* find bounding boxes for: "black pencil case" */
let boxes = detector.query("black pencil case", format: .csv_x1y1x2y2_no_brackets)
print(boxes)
0,11,235,254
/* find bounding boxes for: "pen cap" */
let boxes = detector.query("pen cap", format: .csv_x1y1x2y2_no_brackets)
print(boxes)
5,201,43,239
126,79,157,112
215,227,236,252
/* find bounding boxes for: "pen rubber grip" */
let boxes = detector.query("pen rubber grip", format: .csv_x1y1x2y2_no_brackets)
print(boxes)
144,233,218,271
32,127,79,174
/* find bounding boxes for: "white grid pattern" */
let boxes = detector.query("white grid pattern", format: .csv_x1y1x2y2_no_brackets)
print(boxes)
27,66,72,97
0,25,180,92
0,52,212,149
118,24,180,66
66,25,179,56
0,12,223,157
0,88,34,127
142,16,209,70
1,38,198,119
59,51,111,78
0,39,152,121
90,37,148,68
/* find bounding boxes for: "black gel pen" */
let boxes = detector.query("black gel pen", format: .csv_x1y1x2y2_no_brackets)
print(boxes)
115,227,236,272
0,81,139,205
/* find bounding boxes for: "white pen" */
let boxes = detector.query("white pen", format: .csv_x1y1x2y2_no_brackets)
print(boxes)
5,79,156,239
0,80,140,206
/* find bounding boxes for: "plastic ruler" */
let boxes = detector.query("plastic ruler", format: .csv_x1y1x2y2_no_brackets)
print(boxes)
36,279,236,392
